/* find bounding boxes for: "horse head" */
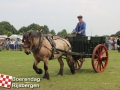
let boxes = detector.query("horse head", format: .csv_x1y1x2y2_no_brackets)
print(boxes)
22,31,31,55
22,31,43,55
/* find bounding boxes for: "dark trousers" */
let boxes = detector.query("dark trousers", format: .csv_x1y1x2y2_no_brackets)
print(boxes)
18,44,23,51
118,47,120,52
10,44,14,50
105,43,109,50
15,45,18,50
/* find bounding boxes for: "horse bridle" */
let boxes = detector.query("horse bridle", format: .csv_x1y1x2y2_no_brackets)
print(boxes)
23,32,51,53
22,37,31,49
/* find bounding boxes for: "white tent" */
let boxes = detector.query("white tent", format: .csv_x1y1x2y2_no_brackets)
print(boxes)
9,35,23,40
17,35,23,40
9,35,18,39
0,35,7,40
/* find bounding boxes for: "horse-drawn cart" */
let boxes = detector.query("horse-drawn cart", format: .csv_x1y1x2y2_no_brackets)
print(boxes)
57,36,108,73
23,31,109,79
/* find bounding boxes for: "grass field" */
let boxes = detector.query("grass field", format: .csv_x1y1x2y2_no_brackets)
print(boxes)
0,50,120,90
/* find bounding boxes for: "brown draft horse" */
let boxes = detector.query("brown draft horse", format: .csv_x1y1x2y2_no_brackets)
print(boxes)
22,31,75,80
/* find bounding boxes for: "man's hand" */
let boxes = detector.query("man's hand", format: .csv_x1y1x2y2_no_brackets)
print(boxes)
78,32,81,34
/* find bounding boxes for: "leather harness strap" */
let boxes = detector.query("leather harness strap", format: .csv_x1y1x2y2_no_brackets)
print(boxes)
46,36,56,60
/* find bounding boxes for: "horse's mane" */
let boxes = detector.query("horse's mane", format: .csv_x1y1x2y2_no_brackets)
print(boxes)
30,31,42,38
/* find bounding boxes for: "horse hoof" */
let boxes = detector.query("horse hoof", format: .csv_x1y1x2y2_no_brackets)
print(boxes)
57,74,63,76
72,72,75,74
42,78,49,80
71,70,75,74
37,68,43,74
42,74,50,80
57,70,63,76
72,71,75,74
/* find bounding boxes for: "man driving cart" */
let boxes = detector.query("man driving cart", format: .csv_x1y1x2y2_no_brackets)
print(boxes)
73,15,86,36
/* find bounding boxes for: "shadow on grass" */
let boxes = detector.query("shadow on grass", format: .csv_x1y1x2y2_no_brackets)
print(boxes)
76,68,96,74
63,68,96,75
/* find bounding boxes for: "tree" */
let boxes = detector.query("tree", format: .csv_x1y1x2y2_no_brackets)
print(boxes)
95,35,98,37
42,25,50,34
18,26,27,33
115,30,120,36
19,32,23,35
27,23,41,31
7,32,12,37
18,23,51,34
57,29,67,38
111,34,116,37
50,30,56,35
0,21,17,35
103,35,109,37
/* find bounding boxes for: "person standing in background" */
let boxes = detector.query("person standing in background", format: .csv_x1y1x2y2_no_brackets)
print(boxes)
112,37,115,50
2,40,6,50
114,37,118,50
0,40,3,51
15,39,18,51
10,39,15,51
108,38,111,50
6,39,10,50
105,37,109,50
117,35,120,52
18,39,23,51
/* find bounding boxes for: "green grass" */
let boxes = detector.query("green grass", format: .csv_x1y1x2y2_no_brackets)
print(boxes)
0,50,120,90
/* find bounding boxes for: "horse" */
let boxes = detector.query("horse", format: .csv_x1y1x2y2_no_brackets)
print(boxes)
22,31,75,80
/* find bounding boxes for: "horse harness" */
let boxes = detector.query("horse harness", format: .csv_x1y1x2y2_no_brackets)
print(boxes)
45,36,72,60
27,32,71,60
29,32,58,60
46,36,59,60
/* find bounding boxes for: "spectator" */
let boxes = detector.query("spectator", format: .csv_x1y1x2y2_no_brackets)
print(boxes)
117,36,120,52
6,39,10,50
18,39,23,51
114,37,118,50
2,40,7,50
105,37,109,50
112,38,115,50
0,38,23,51
108,38,112,50
0,40,3,51
15,39,18,51
10,39,15,51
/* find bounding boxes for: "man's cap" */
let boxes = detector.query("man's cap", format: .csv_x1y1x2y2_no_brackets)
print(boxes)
77,15,83,18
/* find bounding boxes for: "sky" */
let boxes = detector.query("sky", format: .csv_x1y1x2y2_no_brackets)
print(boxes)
0,0,120,36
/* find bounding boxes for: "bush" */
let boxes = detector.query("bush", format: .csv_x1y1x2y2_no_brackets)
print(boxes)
7,32,12,37
0,48,2,51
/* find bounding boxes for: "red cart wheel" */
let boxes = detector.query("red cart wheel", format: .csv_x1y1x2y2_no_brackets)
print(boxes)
92,44,108,73
74,58,84,70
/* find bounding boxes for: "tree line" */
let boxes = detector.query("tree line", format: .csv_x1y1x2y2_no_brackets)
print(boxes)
0,21,120,37
0,21,68,38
